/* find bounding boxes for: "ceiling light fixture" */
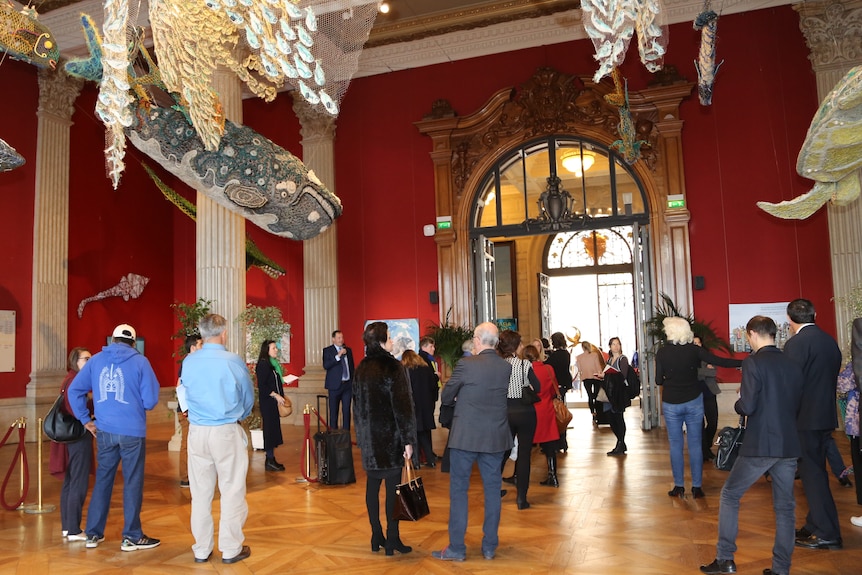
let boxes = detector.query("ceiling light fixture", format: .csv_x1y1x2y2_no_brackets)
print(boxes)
379,2,390,14
560,150,596,177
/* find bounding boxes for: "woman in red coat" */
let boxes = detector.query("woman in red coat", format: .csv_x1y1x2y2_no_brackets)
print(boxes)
523,345,562,487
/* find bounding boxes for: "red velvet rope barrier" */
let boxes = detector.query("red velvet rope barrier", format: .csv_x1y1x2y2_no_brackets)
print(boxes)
0,423,29,511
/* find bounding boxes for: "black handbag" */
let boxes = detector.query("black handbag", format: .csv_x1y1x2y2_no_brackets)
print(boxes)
439,403,455,428
714,416,746,471
516,360,540,406
43,391,88,443
394,459,430,521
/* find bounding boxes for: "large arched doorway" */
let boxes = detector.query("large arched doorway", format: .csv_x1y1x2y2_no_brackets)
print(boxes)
416,67,695,429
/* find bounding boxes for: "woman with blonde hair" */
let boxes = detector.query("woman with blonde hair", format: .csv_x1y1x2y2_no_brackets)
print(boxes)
656,317,742,498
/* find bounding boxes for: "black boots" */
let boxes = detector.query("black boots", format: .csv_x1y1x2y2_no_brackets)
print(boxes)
539,454,559,487
384,522,412,556
607,440,627,456
265,457,285,471
370,527,386,552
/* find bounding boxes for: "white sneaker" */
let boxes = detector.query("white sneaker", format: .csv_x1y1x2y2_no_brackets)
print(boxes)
85,534,105,548
65,532,88,541
851,516,862,527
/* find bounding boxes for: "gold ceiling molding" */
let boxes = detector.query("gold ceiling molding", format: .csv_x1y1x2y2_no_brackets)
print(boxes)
366,0,582,48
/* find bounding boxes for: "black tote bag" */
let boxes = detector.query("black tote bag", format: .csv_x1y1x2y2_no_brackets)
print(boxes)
43,391,88,443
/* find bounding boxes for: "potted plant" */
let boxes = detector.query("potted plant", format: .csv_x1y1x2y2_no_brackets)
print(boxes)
171,297,213,360
645,292,732,354
237,304,291,447
425,308,474,380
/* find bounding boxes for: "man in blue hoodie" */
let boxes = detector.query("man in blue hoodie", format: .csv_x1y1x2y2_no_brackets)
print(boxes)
68,323,161,552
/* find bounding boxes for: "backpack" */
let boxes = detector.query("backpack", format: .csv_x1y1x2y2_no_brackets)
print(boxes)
625,366,641,399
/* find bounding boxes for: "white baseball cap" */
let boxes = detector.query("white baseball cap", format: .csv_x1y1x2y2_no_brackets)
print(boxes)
112,324,136,340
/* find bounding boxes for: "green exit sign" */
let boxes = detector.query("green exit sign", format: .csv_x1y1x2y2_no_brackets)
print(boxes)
667,199,685,209
437,221,452,230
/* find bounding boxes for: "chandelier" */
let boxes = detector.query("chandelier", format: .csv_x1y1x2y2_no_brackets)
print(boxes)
560,150,596,177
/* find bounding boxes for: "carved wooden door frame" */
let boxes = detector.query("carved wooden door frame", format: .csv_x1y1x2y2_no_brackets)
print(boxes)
416,67,696,325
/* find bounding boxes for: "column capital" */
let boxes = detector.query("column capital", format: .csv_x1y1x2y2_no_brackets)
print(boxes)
37,66,84,123
795,0,862,70
292,94,336,141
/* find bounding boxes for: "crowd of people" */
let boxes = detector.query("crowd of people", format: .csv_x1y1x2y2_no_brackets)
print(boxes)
49,297,862,570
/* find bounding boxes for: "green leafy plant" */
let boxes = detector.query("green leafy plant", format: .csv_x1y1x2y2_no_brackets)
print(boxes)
645,292,731,354
425,308,474,372
237,304,291,364
171,297,213,360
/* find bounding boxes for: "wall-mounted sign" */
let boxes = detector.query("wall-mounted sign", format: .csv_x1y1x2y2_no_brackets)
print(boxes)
0,310,15,372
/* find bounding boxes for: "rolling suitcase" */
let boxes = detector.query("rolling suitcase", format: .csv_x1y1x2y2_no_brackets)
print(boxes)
314,395,356,485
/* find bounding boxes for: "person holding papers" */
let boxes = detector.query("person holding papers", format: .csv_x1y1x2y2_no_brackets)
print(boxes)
596,338,632,456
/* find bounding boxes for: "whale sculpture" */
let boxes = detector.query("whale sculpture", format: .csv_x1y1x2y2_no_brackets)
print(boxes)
65,14,342,240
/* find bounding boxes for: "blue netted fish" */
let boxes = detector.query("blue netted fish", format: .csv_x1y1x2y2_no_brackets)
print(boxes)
0,136,24,172
65,14,342,241
0,2,60,69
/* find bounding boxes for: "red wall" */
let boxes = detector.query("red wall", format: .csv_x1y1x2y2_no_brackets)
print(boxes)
0,60,38,397
0,5,837,398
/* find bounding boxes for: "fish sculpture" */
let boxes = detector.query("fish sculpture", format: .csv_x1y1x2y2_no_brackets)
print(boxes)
0,2,60,69
757,65,862,219
65,14,343,241
693,6,723,106
143,162,286,278
605,69,647,164
0,136,24,172
77,273,150,318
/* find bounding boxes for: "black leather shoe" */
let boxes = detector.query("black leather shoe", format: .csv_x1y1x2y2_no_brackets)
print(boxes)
699,558,737,574
516,498,531,510
763,569,786,575
265,460,284,472
502,475,517,484
500,489,507,498
795,527,811,538
194,551,213,563
839,476,853,487
794,534,843,550
222,545,251,564
692,486,706,499
668,486,685,497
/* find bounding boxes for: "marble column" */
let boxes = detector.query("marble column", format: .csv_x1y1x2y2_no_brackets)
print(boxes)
796,0,862,350
197,69,247,356
292,96,338,409
26,69,83,414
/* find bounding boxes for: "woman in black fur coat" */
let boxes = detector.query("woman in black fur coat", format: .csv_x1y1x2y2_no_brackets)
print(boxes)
352,322,418,556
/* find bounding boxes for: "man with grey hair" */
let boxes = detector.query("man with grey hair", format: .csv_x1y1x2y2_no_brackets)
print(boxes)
433,322,513,562
181,314,255,564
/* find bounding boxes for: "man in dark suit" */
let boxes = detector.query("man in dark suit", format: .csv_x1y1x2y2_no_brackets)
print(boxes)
783,299,843,550
433,322,513,562
700,316,804,575
322,330,355,430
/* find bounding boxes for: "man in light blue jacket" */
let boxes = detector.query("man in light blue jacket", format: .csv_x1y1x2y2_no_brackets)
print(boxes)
181,313,255,564
69,323,161,552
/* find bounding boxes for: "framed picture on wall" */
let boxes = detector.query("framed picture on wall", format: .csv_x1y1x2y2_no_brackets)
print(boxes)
364,318,419,360
107,336,145,356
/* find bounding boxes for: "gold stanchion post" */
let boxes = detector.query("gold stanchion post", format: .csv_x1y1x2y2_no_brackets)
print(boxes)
23,417,55,514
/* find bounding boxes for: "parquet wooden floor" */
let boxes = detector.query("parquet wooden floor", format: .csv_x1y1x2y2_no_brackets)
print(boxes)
1,403,860,574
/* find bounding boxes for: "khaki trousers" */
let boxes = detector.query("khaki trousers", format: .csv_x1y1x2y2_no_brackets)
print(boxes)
188,423,249,560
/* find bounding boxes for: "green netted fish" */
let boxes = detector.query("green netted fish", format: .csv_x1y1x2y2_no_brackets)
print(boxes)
0,2,59,69
758,65,862,219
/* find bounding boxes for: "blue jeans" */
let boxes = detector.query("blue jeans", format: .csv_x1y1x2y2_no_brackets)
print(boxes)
717,456,796,574
86,432,146,541
447,448,505,557
663,396,704,487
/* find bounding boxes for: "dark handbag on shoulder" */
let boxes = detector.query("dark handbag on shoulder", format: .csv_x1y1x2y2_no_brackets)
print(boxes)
394,459,430,521
714,416,746,471
43,391,88,443
516,360,540,406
